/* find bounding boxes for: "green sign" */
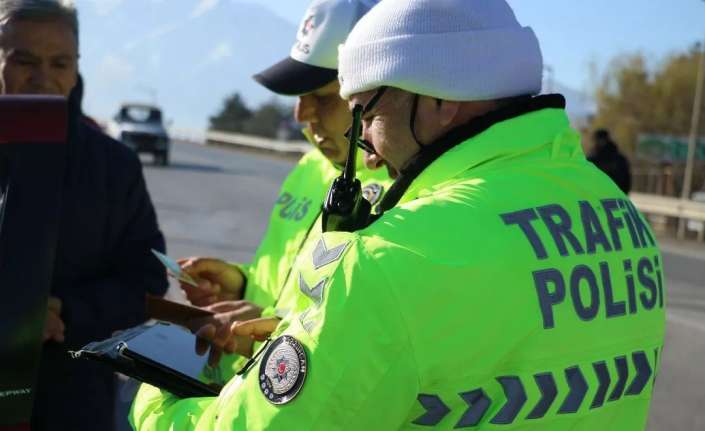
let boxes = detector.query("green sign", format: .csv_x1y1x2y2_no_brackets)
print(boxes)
637,134,705,162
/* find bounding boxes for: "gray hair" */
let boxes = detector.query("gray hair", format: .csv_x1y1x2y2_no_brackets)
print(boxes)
0,0,78,40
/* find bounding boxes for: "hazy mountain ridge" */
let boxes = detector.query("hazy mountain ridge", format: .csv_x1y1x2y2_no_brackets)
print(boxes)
75,0,594,130
77,0,298,129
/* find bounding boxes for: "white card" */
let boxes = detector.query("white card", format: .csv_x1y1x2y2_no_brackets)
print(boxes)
151,249,199,287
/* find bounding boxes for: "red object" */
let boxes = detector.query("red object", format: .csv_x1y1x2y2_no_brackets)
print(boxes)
0,425,30,431
0,95,67,144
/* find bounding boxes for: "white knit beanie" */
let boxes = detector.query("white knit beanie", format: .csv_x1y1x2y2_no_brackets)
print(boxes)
338,0,543,101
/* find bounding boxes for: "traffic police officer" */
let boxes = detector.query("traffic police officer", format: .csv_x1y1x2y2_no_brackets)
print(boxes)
174,0,390,367
131,0,666,429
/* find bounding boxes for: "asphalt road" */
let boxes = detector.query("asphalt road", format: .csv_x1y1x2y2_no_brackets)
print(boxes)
133,140,705,430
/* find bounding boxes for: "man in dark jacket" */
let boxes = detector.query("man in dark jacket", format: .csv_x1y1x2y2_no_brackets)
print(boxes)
588,128,632,193
0,1,168,429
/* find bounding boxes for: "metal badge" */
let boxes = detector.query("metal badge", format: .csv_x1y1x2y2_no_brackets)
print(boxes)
362,183,384,206
259,335,308,405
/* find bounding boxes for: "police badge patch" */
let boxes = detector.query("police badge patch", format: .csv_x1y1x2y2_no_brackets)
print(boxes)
259,335,308,405
361,183,384,206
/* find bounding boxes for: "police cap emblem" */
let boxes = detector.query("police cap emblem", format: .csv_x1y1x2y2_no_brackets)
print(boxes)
259,335,308,405
301,14,316,36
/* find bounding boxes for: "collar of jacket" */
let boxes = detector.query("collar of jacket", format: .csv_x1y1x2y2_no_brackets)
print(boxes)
302,127,366,172
377,94,576,212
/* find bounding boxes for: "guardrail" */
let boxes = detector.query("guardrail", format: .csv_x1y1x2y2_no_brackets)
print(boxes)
630,192,705,241
169,127,206,145
170,128,705,242
168,128,312,155
631,193,705,221
205,130,311,155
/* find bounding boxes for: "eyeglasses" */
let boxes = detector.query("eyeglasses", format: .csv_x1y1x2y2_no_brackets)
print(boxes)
344,86,388,156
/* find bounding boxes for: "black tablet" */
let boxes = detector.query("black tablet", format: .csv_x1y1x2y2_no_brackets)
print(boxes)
71,322,222,398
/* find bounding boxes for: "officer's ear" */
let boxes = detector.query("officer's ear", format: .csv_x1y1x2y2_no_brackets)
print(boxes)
436,99,460,128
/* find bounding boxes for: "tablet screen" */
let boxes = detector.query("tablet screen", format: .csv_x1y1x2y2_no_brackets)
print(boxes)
124,323,211,382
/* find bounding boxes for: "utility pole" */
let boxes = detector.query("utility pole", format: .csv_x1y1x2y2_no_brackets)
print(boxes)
677,37,705,239
543,65,554,93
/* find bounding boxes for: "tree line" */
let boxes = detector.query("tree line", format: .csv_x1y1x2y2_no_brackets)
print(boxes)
592,43,705,156
208,93,304,141
209,44,705,154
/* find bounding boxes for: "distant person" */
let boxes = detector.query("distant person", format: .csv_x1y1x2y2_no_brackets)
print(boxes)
0,1,168,430
588,128,632,193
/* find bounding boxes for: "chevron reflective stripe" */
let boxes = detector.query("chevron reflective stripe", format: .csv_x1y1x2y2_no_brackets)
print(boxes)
558,367,588,413
311,238,349,269
491,376,527,424
411,348,658,427
625,351,652,395
526,373,557,419
590,361,610,409
456,389,491,428
298,273,326,305
412,394,450,426
608,356,629,401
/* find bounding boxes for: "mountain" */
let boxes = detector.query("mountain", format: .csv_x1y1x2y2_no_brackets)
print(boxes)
74,0,597,132
76,0,298,129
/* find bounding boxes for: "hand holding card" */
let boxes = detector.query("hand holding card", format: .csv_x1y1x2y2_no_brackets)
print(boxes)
169,257,246,307
151,249,199,287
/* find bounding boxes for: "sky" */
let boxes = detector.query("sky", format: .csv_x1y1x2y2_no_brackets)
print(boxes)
70,0,705,129
259,0,705,93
